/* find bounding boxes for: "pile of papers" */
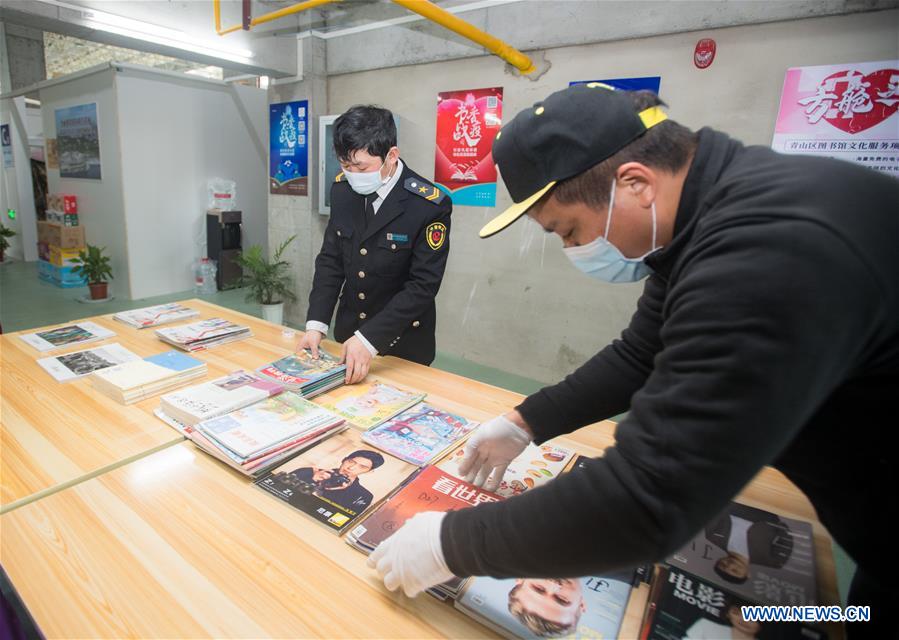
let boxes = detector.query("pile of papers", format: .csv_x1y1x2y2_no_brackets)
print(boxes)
90,351,207,404
113,303,199,329
155,318,251,351
256,349,346,397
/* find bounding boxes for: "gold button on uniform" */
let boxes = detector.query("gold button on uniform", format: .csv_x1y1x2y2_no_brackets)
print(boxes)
412,320,420,327
358,292,366,300
360,248,367,256
358,271,365,278
359,312,367,320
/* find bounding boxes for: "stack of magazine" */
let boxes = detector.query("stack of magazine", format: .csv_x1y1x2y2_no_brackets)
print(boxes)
313,380,425,430
188,392,346,477
256,349,346,397
641,501,823,639
90,351,207,404
361,402,478,465
112,303,199,329
155,318,251,351
19,321,115,352
159,370,284,428
37,343,141,382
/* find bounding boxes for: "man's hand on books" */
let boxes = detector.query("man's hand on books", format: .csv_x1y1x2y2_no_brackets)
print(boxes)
296,330,324,359
457,412,533,491
368,511,454,598
342,336,372,384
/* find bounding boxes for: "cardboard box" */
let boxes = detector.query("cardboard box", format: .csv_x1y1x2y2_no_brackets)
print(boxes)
64,214,79,227
63,194,78,214
37,221,85,249
50,246,82,268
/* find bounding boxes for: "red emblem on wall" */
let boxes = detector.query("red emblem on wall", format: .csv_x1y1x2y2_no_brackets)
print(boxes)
694,39,716,70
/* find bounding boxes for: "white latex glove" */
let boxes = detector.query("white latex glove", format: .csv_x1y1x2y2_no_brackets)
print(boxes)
457,413,532,491
368,511,454,598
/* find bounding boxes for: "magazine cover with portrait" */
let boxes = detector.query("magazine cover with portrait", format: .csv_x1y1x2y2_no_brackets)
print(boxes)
666,502,817,606
456,571,633,639
256,430,415,533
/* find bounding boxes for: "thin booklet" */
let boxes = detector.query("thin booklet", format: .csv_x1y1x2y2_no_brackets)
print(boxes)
19,321,115,352
160,370,284,427
314,380,425,430
113,303,199,329
37,343,142,382
361,402,476,465
155,317,251,351
256,430,416,534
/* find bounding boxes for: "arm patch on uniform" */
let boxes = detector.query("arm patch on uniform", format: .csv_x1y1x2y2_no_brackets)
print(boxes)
426,222,447,250
404,177,446,205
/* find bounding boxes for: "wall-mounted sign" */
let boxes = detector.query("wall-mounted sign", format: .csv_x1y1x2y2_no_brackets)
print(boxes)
570,76,661,94
694,39,716,70
434,87,503,207
1,124,12,169
772,60,899,177
55,103,101,179
269,100,309,196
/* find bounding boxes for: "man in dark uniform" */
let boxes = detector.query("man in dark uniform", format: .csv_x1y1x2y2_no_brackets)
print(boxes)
367,85,899,638
297,105,451,383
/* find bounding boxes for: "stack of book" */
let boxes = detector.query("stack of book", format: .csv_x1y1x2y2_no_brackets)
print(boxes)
37,343,141,382
313,380,425,430
113,303,199,329
256,349,346,397
640,501,822,639
189,392,346,477
159,370,284,428
361,402,477,465
90,351,207,404
19,321,115,352
155,318,251,351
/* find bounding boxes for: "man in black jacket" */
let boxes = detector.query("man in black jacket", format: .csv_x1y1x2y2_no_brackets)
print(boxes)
297,105,452,382
368,85,898,637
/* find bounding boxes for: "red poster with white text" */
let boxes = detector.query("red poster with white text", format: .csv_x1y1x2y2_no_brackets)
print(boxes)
434,87,503,207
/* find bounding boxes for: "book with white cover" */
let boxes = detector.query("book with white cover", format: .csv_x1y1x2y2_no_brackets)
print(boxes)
160,370,284,426
90,351,207,404
113,303,199,329
19,321,115,352
37,343,141,382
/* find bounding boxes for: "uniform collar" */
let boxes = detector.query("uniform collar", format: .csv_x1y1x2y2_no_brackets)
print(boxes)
375,158,404,202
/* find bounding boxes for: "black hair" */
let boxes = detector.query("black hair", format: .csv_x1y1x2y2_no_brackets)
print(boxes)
714,561,749,585
548,91,698,209
343,449,385,470
333,105,397,163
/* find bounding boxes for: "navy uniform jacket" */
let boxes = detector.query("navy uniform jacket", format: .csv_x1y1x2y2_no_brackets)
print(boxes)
306,162,451,365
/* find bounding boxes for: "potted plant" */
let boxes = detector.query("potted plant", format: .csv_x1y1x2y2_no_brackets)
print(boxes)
70,244,113,300
0,224,15,262
235,235,297,325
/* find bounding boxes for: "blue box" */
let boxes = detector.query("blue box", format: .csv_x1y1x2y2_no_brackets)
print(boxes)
38,259,87,288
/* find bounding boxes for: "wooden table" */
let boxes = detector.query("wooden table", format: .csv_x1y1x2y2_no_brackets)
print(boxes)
0,300,843,638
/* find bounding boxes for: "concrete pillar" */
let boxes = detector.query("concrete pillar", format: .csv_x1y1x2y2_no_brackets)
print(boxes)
2,22,45,95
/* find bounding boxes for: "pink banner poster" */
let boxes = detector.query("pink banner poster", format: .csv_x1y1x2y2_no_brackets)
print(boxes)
772,60,898,178
434,87,503,207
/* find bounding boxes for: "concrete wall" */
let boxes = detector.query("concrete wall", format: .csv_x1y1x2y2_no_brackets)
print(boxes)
298,9,897,385
115,65,268,299
40,67,130,294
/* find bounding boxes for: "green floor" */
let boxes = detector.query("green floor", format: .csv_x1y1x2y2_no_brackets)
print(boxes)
0,258,856,604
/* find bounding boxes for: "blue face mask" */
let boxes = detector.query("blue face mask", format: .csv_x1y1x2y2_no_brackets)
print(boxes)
562,180,659,283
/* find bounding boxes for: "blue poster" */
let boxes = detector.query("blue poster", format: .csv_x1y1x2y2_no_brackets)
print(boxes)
270,100,308,195
570,76,662,94
55,103,101,179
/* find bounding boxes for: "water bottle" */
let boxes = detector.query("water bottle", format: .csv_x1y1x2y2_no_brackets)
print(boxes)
194,258,217,294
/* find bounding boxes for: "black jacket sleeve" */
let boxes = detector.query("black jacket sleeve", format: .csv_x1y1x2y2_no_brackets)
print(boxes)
517,273,667,443
359,200,452,353
306,194,346,326
442,219,881,579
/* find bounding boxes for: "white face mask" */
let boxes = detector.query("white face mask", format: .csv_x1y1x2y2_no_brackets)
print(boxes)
344,157,391,195
562,179,658,283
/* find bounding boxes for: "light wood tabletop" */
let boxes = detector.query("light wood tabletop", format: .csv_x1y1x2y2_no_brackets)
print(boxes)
0,300,843,638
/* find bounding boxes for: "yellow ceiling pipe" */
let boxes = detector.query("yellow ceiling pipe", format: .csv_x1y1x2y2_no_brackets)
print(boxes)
213,0,338,36
391,0,535,75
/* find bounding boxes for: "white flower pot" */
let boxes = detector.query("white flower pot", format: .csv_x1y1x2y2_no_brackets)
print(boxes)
261,302,284,325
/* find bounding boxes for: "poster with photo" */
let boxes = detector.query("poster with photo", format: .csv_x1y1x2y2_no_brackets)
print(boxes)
434,87,503,207
772,60,899,178
55,103,101,179
270,100,309,195
1,124,12,168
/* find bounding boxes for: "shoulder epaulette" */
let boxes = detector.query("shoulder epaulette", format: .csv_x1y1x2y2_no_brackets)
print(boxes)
404,177,446,205
334,172,345,183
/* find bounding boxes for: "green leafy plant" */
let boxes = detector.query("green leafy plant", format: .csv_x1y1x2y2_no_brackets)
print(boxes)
0,224,15,255
235,235,297,306
70,244,114,284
